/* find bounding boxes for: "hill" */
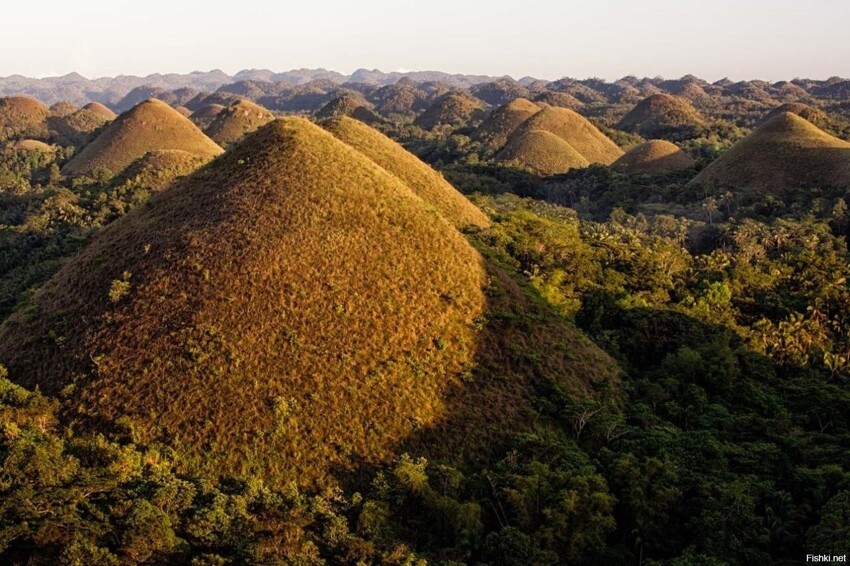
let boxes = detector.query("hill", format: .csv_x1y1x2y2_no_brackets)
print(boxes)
511,106,624,164
617,93,705,139
315,94,383,123
114,149,209,191
204,99,275,146
49,101,79,116
761,102,828,128
82,102,117,119
497,129,590,175
474,97,540,148
189,103,225,128
173,106,193,117
612,140,695,174
0,117,495,487
48,106,113,147
61,99,223,177
12,139,54,153
320,116,490,228
691,112,850,190
533,91,584,109
413,92,485,129
0,96,51,141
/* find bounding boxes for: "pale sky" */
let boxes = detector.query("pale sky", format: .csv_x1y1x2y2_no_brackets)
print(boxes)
1,0,847,81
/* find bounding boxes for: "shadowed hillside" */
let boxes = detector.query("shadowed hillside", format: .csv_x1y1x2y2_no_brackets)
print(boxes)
617,93,705,139
474,97,540,149
204,99,275,146
612,140,695,174
61,99,222,176
692,112,850,190
115,149,210,191
315,94,383,123
414,92,485,129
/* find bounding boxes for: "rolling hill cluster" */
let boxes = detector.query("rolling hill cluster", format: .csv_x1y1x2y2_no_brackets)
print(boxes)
0,70,849,565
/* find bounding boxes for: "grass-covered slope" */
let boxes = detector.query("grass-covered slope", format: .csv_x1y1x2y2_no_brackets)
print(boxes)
204,99,275,146
612,139,695,174
0,96,51,141
497,129,590,175
61,99,222,176
0,118,491,487
692,112,850,190
617,93,705,138
474,97,540,148
510,106,624,165
321,116,490,228
115,149,210,191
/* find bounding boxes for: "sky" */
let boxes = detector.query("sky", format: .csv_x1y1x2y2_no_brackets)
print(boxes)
1,0,848,81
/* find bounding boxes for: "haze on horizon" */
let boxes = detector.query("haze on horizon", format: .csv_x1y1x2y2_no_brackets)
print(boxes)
1,0,848,82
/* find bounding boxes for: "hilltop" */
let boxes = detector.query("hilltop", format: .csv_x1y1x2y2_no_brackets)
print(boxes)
189,103,225,128
82,102,117,119
612,140,695,174
61,99,223,176
691,112,850,190
204,99,275,146
321,116,490,228
414,91,485,129
48,105,113,147
510,106,624,165
474,97,540,149
0,118,491,487
617,93,705,139
0,96,51,141
497,129,590,175
315,94,383,123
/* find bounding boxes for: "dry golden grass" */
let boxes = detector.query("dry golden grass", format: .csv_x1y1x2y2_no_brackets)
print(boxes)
12,139,54,153
321,116,490,228
617,93,704,138
0,96,51,141
173,106,193,118
511,106,624,165
205,99,275,146
692,112,850,190
0,117,491,488
497,129,590,175
413,92,485,129
475,97,540,148
82,102,117,120
49,107,113,147
61,99,222,177
115,149,210,191
612,139,695,174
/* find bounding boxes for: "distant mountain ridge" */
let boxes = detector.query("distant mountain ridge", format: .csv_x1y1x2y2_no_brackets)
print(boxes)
3,68,849,108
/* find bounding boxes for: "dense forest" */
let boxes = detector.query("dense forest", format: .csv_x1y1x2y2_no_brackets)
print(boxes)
0,74,849,564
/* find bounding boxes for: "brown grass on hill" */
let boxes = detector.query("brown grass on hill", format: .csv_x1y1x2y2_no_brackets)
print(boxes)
761,103,828,128
173,106,193,118
321,116,490,228
617,93,704,138
82,102,117,120
315,95,383,124
115,149,209,191
61,99,222,177
205,99,275,146
691,112,850,190
12,139,54,153
0,96,51,141
511,106,624,165
612,140,695,175
50,101,79,117
189,103,226,129
413,92,485,129
474,97,540,148
49,107,113,147
0,118,491,488
497,129,590,175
